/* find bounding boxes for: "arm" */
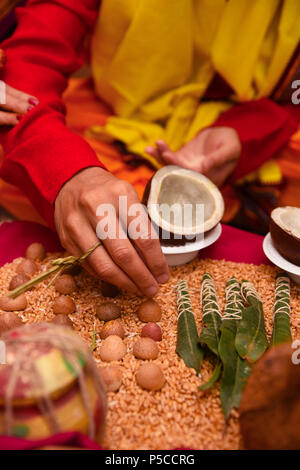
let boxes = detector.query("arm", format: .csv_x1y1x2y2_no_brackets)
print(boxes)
0,0,104,228
212,97,298,182
0,0,170,296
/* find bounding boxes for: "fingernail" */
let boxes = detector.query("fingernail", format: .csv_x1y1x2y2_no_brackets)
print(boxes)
145,285,158,297
27,105,34,112
28,98,38,106
156,274,169,284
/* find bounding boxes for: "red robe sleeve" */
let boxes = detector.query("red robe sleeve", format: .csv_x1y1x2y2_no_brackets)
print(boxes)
0,0,104,229
212,97,298,182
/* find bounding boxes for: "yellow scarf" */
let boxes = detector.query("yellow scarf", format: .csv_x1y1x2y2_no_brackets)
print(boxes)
90,0,300,168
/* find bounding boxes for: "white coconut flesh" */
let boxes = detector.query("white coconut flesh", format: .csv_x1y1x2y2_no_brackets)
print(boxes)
271,207,300,240
147,166,224,235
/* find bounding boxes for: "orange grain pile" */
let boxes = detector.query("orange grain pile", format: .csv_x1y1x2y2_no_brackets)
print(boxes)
0,255,299,450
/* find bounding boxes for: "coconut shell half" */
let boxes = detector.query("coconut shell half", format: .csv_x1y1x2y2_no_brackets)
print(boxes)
143,166,224,246
270,206,300,266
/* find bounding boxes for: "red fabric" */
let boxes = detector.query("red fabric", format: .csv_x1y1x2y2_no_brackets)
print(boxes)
213,98,298,181
0,0,105,230
0,220,269,271
0,431,102,450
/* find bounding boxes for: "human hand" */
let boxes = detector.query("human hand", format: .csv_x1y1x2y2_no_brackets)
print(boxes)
145,126,241,186
54,167,170,297
0,49,39,126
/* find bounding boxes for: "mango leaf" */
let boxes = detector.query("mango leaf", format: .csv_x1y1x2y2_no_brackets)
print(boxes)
219,278,252,419
235,280,268,363
199,273,222,356
176,280,204,374
199,360,222,391
271,273,292,346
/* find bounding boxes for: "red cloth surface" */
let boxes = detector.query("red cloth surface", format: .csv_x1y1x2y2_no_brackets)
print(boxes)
0,0,297,230
0,431,102,450
0,221,269,268
0,219,269,449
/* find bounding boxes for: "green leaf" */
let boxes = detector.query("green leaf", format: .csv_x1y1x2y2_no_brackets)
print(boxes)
199,273,222,356
91,327,96,352
12,424,29,438
235,280,268,363
271,273,292,346
219,277,252,419
176,280,204,374
199,360,222,391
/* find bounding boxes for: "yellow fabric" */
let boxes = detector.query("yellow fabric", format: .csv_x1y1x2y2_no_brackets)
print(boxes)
238,159,282,185
90,0,300,165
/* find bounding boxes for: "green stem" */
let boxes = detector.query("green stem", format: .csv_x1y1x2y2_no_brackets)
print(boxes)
8,241,101,299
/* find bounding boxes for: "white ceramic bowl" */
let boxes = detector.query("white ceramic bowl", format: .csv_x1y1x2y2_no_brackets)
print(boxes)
161,223,222,266
263,233,300,284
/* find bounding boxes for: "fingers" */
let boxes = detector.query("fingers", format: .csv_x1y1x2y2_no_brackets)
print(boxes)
145,146,160,159
0,111,19,126
62,215,141,295
1,83,39,115
99,217,159,297
125,190,169,284
145,140,177,166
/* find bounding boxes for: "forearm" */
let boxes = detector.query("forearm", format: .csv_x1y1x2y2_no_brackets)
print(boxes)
213,98,298,181
0,0,104,228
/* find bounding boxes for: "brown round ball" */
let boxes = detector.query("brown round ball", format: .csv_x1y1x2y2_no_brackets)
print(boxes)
133,337,159,360
0,312,23,334
136,363,165,391
99,335,126,362
0,294,27,312
9,273,30,291
137,299,161,323
25,242,45,261
141,322,162,341
99,366,122,392
54,274,76,295
16,259,38,276
100,319,125,339
96,302,121,322
101,281,120,298
51,314,73,328
240,343,300,450
53,295,75,315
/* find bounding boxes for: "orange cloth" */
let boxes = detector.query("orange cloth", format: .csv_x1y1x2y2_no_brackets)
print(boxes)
0,77,299,223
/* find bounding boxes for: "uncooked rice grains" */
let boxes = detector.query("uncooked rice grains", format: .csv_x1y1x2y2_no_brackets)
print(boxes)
0,254,299,450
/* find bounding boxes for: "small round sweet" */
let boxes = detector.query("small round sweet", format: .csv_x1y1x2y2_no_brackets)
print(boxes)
99,335,126,362
100,319,125,339
53,295,76,315
0,294,27,312
133,337,159,360
51,314,73,328
96,302,121,322
0,312,23,334
25,242,45,261
141,322,162,342
101,281,120,298
135,363,165,391
137,299,161,323
16,259,38,276
99,366,123,392
54,274,76,295
9,273,30,291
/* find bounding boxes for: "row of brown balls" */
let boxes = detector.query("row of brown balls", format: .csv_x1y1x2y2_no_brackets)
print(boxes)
0,243,166,393
96,298,165,393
